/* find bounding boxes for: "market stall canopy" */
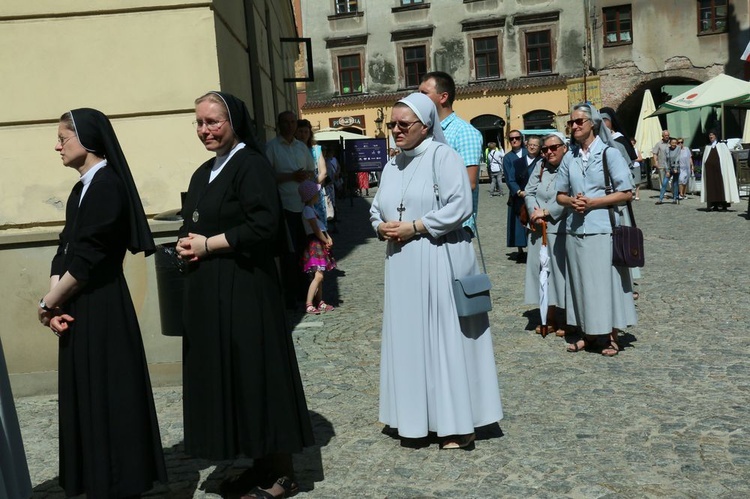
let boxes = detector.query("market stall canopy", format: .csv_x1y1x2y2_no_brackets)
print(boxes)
315,128,373,141
649,74,750,117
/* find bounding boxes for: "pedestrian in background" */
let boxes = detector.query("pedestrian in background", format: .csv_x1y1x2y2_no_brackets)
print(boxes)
419,71,483,237
677,138,693,200
177,92,313,498
701,130,740,211
508,135,542,262
656,137,681,205
265,110,316,308
486,141,505,196
299,179,336,315
40,108,167,498
295,119,329,228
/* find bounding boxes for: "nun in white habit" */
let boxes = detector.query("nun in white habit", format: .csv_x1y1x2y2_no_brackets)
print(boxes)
370,93,502,449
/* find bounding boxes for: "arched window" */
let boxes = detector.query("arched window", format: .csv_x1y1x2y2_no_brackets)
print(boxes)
523,109,555,130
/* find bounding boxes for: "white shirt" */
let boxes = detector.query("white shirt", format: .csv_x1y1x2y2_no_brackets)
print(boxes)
265,136,315,212
209,142,246,183
79,160,107,205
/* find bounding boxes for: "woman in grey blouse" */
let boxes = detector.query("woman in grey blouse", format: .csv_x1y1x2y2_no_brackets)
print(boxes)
555,103,638,356
524,132,568,337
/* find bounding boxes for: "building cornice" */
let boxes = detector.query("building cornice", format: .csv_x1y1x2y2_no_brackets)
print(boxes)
302,74,572,110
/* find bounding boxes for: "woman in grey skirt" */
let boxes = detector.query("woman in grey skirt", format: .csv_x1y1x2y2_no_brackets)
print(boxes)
555,103,638,356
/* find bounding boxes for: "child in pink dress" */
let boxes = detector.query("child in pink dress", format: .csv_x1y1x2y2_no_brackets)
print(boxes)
298,180,337,314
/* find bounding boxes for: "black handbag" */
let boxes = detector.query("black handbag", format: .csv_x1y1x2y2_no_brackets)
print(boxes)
602,148,645,268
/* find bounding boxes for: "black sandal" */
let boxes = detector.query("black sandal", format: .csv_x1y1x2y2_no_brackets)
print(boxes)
566,338,586,352
241,477,298,499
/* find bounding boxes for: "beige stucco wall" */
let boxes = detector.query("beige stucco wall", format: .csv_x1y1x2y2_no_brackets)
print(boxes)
1,221,182,397
0,3,220,225
0,0,301,394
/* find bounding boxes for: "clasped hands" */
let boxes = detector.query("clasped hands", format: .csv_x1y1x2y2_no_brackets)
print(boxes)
378,221,416,243
529,206,546,225
176,233,209,262
38,304,74,337
570,193,595,214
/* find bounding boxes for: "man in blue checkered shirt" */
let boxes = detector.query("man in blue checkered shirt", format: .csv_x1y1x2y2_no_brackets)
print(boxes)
419,71,483,238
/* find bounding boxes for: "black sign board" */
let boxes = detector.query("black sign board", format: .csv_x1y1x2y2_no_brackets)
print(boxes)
344,138,388,172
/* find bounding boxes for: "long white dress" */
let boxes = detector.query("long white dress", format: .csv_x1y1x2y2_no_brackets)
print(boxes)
370,138,503,439
0,338,32,498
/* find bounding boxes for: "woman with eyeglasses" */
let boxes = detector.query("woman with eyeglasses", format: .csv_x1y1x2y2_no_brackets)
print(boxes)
39,108,166,497
523,133,569,337
370,93,502,450
556,104,637,356
503,130,529,260
176,92,313,498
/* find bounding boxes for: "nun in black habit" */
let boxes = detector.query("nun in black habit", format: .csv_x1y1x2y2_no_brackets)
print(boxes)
39,108,167,498
176,92,314,498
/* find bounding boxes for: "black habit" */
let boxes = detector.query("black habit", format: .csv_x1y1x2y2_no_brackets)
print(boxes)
180,145,314,460
52,167,167,498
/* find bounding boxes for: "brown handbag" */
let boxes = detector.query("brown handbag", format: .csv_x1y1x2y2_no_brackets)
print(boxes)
602,147,645,268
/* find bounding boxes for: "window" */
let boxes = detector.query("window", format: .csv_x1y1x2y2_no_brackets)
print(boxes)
403,45,427,87
335,0,357,14
603,5,632,46
473,36,500,79
338,55,362,94
698,0,727,34
525,30,552,74
401,0,424,4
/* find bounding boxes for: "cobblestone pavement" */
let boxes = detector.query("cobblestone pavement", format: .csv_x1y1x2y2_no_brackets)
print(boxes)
16,187,750,498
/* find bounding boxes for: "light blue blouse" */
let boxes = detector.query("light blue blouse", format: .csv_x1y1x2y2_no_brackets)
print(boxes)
556,137,632,235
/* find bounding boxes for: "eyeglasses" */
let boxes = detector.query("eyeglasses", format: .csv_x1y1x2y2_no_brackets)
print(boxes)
386,120,420,131
677,141,684,144
567,118,591,128
541,144,564,153
508,135,522,141
57,135,75,146
193,119,227,132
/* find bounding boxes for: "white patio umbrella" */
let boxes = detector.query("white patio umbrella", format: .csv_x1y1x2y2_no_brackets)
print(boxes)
633,89,663,159
314,128,373,141
743,112,750,143
649,73,750,138
538,221,550,337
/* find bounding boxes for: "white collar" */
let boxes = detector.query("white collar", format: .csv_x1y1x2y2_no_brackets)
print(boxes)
80,159,107,186
403,137,432,157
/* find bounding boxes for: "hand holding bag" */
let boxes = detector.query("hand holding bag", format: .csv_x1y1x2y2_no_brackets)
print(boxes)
431,156,493,317
603,148,645,268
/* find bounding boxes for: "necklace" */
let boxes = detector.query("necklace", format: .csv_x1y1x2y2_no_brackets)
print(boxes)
397,152,425,221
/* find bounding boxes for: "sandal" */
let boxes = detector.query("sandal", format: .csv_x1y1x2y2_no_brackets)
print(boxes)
305,303,320,315
317,300,334,312
632,291,639,300
601,340,620,357
439,433,475,450
241,476,299,499
566,338,586,353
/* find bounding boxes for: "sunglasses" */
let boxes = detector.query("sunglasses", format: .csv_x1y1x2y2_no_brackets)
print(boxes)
541,144,564,153
386,120,420,130
508,135,522,141
677,141,684,144
567,118,590,128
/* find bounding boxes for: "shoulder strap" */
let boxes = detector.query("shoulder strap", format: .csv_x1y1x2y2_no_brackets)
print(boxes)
602,146,637,229
430,148,488,275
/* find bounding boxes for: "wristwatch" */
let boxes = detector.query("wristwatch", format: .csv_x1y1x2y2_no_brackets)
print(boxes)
39,298,54,312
